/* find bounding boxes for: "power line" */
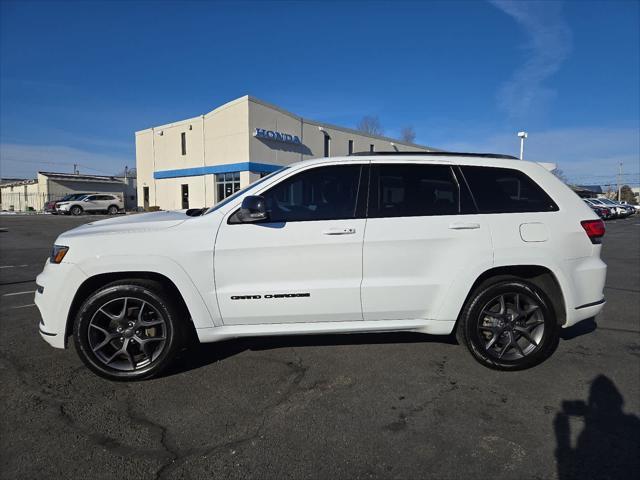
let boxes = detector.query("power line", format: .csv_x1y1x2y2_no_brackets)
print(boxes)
1,158,121,176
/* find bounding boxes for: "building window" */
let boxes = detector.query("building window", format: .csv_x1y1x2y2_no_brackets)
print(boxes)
370,144,375,153
216,172,241,202
181,132,187,156
348,140,354,155
324,135,331,157
181,184,189,209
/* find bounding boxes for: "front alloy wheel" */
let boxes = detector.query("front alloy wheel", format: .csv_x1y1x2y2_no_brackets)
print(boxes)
88,297,167,371
74,280,184,380
458,279,559,370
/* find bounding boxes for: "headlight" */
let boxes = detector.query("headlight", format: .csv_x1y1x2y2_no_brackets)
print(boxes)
50,245,69,264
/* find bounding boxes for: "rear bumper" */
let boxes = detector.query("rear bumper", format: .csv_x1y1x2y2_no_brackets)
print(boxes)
562,256,607,328
35,260,88,348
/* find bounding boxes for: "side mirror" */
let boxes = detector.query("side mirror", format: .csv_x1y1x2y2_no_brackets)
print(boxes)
186,208,205,217
237,195,267,222
83,198,89,202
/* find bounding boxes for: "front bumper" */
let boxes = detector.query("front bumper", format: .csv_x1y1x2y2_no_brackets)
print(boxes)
35,260,88,348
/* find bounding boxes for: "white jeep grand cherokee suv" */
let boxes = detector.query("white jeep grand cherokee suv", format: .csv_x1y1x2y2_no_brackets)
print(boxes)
36,153,607,381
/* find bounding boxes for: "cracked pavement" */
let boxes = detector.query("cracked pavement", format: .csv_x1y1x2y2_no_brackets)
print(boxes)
1,215,638,479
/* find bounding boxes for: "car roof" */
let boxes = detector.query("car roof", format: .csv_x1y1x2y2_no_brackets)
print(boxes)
285,152,554,172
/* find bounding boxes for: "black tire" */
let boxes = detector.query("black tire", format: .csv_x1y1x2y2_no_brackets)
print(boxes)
70,205,83,216
457,277,559,370
107,205,119,215
73,279,186,381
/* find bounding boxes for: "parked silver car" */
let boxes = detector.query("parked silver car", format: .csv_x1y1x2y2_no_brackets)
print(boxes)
56,194,124,216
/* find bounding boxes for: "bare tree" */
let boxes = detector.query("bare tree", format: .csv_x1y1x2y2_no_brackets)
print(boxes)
357,115,384,136
115,167,137,178
552,167,569,184
400,126,416,143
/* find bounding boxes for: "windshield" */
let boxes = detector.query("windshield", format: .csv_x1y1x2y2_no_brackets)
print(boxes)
204,167,288,215
59,193,88,202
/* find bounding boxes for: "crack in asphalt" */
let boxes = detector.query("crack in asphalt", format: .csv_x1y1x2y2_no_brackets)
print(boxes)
385,356,459,432
150,349,310,479
0,351,174,464
1,348,313,479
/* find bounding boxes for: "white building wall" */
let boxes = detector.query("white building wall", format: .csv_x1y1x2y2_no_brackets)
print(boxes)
136,95,435,211
248,99,305,167
0,182,40,211
136,130,156,207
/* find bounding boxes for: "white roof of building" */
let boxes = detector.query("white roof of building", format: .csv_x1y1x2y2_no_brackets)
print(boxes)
38,171,126,184
0,178,37,188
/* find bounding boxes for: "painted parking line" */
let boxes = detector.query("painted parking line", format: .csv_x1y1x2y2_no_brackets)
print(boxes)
7,304,36,309
2,291,35,297
0,265,30,269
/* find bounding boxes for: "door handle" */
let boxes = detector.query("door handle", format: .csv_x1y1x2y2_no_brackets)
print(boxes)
323,227,356,235
448,222,480,230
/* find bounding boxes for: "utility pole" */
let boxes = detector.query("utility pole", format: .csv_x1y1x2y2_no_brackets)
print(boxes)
517,131,528,160
617,162,623,201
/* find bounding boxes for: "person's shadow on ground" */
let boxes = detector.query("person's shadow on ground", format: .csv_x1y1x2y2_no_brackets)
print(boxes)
555,374,640,479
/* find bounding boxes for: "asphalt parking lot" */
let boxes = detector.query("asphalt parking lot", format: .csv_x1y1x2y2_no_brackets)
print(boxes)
0,214,638,479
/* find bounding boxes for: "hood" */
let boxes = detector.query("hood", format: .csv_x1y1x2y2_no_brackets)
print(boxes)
59,210,190,238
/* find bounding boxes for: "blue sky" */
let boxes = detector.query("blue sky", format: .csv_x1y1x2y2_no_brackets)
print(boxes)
1,0,638,187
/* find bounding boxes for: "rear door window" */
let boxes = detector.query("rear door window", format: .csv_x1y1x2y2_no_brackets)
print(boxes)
368,164,470,218
460,166,558,213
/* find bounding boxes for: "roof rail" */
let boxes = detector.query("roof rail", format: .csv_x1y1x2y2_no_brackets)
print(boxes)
350,151,519,160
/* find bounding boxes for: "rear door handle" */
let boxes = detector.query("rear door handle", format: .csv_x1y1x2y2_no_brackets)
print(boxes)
323,227,356,235
448,222,480,230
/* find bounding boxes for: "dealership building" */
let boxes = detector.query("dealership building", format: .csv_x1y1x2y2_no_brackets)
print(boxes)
135,96,436,211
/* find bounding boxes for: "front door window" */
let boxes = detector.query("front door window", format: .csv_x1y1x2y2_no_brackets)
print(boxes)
261,165,362,222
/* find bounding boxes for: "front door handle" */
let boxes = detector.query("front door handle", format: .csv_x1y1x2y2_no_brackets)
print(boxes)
448,222,480,230
323,227,356,235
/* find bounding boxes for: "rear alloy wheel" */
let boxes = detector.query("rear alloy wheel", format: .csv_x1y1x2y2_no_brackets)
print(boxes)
70,205,83,216
107,205,119,215
457,279,559,370
74,280,185,380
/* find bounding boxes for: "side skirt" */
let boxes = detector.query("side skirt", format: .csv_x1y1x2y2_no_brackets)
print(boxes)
195,319,456,344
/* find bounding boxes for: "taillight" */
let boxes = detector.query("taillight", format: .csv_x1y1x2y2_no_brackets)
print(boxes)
581,220,605,244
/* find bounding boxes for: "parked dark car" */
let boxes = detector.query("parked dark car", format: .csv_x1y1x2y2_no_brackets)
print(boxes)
583,200,612,220
44,193,96,214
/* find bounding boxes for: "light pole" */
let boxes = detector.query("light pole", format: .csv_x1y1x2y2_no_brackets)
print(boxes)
617,162,623,201
517,131,528,160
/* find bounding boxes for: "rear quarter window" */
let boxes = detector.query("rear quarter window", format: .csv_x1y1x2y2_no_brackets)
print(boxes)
460,166,558,214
